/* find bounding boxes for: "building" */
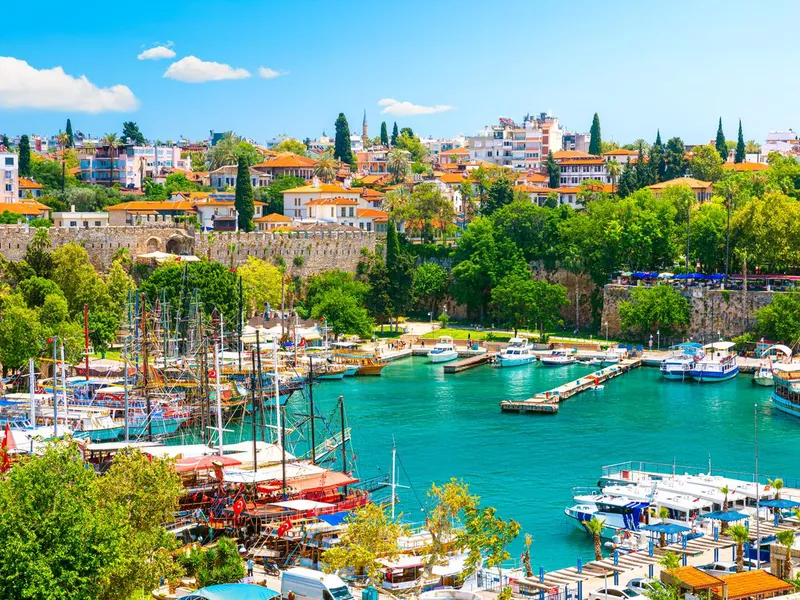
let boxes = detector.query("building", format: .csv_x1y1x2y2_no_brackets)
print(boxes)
362,110,369,146
356,147,390,175
79,144,188,189
251,154,317,180
602,149,638,164
53,207,109,228
18,177,43,199
350,134,364,154
555,150,609,186
253,213,294,231
0,201,50,220
562,131,590,153
209,165,271,191
648,177,713,203
763,130,799,156
439,147,470,166
106,199,197,226
281,180,362,219
0,151,18,203
420,136,465,161
722,162,769,173
467,113,562,171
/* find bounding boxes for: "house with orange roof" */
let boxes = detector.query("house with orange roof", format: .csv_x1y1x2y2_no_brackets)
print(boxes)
0,201,51,221
18,177,44,199
281,178,363,219
360,174,392,188
53,207,109,228
356,148,391,175
602,148,639,164
555,149,610,187
251,153,318,180
648,177,713,203
439,146,470,166
360,187,385,209
253,213,294,232
209,164,271,191
723,161,769,172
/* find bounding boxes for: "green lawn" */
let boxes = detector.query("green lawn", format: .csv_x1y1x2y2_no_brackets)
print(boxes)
89,350,122,361
419,328,513,342
372,329,403,338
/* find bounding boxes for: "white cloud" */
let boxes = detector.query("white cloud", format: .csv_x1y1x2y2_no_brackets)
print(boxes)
258,67,286,79
163,56,251,83
378,98,454,116
0,56,139,113
137,45,176,61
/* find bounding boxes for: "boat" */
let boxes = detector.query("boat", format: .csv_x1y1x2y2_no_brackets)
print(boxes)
539,350,576,366
601,349,622,365
427,336,459,364
753,363,774,387
770,363,800,418
316,365,347,380
342,364,359,377
660,342,703,380
564,492,651,538
690,342,739,383
496,338,535,368
755,344,793,387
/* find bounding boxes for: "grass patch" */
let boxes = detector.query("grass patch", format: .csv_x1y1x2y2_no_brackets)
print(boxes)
419,328,513,342
373,329,403,338
90,350,122,361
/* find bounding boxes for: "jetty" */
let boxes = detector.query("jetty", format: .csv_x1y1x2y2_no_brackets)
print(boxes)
500,359,642,414
443,353,496,374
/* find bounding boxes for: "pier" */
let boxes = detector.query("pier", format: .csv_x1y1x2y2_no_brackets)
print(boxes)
500,359,642,414
443,353,496,374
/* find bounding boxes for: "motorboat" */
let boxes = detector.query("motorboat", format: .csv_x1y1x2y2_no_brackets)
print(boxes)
770,363,800,419
755,344,793,387
428,336,459,364
601,349,622,365
660,342,703,380
564,491,651,538
753,363,773,387
496,338,535,368
690,342,739,382
539,350,576,366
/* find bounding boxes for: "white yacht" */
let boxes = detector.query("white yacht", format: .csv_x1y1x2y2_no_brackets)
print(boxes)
428,336,459,364
660,342,703,380
691,342,739,383
539,350,576,367
496,338,535,368
753,363,774,387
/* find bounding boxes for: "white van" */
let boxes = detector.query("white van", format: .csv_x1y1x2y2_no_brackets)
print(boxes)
281,567,354,600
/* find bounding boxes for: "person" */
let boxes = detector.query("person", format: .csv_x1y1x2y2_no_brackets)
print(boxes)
288,592,296,600
247,558,254,578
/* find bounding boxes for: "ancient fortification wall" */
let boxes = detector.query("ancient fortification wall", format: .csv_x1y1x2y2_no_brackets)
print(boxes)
601,284,776,342
0,225,375,275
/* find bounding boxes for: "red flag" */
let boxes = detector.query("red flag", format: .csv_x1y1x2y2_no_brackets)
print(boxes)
1,422,13,473
233,497,246,516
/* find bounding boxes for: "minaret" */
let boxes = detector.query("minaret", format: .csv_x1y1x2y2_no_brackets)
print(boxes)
362,110,369,146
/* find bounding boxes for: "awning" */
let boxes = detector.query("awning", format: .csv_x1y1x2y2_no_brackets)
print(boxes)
175,455,242,473
760,499,800,509
640,523,691,534
316,511,351,526
698,510,748,522
431,555,467,577
269,499,334,511
288,471,359,493
377,556,425,569
179,584,280,600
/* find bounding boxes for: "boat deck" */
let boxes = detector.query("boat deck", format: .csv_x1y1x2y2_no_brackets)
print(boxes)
444,353,496,374
500,359,642,415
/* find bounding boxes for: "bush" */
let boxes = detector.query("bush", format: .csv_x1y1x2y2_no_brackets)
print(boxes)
293,255,305,268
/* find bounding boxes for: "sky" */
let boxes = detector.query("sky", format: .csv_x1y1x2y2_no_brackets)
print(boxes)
0,0,797,146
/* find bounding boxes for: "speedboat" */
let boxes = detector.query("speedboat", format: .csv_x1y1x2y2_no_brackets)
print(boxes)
564,491,651,538
428,336,459,364
539,350,576,366
691,342,739,383
660,342,703,380
496,338,535,368
753,363,773,387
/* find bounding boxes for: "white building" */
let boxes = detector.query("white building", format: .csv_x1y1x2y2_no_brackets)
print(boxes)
467,114,562,171
420,136,466,160
602,149,638,165
281,179,362,220
762,130,799,156
208,165,271,190
79,144,188,189
555,150,610,186
350,134,364,154
53,206,110,228
1,151,18,203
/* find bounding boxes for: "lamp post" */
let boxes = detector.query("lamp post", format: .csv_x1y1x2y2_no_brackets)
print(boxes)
649,334,653,352
604,321,609,342
657,330,660,351
718,330,722,342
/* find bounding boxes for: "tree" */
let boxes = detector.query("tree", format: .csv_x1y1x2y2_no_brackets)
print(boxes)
412,263,449,316
735,120,746,164
88,309,121,356
23,228,53,278
380,122,389,146
390,122,398,146
619,284,689,338
606,159,622,192
65,118,74,148
491,201,551,262
770,478,785,500
1,134,9,149
407,182,455,241
395,132,427,163
272,138,307,156
589,113,602,156
0,302,44,371
664,137,688,180
529,280,569,338
728,524,750,572
238,256,282,315
322,503,406,583
122,121,146,145
745,140,761,154
715,118,728,162
313,150,336,183
51,243,112,317
334,113,354,165
256,174,305,215
386,148,410,183
776,530,795,581
235,156,255,231
19,276,62,308
651,130,666,183
482,175,515,216
461,505,521,582
688,144,724,182
385,219,414,324
583,517,605,561
310,287,372,337
491,267,536,336
660,550,681,573
364,255,392,328
206,132,263,170
690,201,726,272
546,151,560,189
18,134,31,177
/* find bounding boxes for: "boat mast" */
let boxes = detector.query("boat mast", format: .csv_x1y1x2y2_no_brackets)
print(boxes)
214,342,224,456
391,440,396,518
273,338,281,446
339,395,348,494
28,358,35,431
140,292,152,442
123,333,129,442
255,330,265,442
60,342,68,427
238,275,243,372
309,358,316,464
51,336,57,438
281,402,287,500
199,315,207,443
250,335,258,473
755,402,760,562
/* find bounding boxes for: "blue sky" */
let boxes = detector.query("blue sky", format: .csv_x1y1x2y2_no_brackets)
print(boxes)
0,0,797,145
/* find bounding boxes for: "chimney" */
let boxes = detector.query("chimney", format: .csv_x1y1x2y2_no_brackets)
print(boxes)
312,176,320,188
71,204,76,213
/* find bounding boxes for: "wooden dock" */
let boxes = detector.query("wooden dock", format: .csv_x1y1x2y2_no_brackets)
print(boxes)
500,358,642,414
443,353,495,374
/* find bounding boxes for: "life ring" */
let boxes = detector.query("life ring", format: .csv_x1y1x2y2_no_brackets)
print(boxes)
209,369,217,379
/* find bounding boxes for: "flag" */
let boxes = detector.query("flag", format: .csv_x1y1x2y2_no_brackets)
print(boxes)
1,422,14,473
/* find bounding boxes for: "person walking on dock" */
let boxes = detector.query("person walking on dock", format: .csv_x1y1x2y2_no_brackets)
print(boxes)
247,559,254,578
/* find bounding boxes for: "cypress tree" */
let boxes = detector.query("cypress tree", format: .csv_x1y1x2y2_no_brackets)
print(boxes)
234,156,254,232
588,113,602,156
546,151,560,189
735,120,746,163
1,134,9,150
385,218,412,326
380,122,389,146
715,118,727,162
18,135,31,177
65,119,74,148
650,130,665,183
333,113,353,165
386,217,399,267
391,122,399,146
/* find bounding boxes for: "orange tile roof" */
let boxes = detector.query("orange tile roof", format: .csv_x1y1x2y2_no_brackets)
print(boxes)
553,150,595,159
361,174,391,185
357,208,389,219
671,566,724,590
524,173,548,182
107,200,196,212
440,147,469,155
515,184,557,193
361,188,385,198
439,173,467,184
603,149,638,156
712,570,793,600
282,183,360,194
306,197,359,206
0,202,49,216
18,177,43,189
559,158,606,166
648,177,712,191
722,162,769,172
254,213,293,223
253,153,317,169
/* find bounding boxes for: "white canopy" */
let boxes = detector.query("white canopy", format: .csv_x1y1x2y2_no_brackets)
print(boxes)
144,444,216,459
704,341,736,350
761,344,793,358
219,462,325,484
270,499,334,510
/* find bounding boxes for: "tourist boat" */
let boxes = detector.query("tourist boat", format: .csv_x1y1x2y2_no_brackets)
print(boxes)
660,342,703,380
539,350,576,367
564,492,651,538
496,338,535,368
601,350,621,365
770,363,800,418
754,345,793,387
690,342,739,383
342,364,359,377
427,336,459,364
753,363,774,387
315,364,347,380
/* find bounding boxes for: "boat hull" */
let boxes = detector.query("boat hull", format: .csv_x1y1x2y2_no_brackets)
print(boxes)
753,375,773,387
770,391,800,418
128,417,187,437
356,364,385,376
661,370,691,380
73,426,125,441
691,366,739,383
317,372,346,380
539,359,575,367
496,356,535,368
342,365,359,376
429,351,458,364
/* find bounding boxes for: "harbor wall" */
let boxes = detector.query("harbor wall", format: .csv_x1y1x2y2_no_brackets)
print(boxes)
0,225,376,275
601,284,776,341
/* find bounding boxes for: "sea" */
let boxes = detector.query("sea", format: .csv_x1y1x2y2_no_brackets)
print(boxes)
187,357,797,571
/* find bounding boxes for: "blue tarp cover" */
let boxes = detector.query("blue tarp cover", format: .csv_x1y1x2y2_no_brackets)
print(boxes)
316,511,351,526
698,510,748,522
180,584,280,600
639,522,691,534
761,499,800,508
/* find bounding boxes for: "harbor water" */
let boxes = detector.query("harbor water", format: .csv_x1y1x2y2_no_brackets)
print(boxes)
194,357,796,570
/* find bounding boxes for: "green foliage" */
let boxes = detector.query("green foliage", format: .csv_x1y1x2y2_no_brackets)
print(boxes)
756,294,800,344
30,158,78,193
651,130,666,183
363,254,392,326
491,266,537,335
18,134,31,177
412,262,449,314
380,121,389,146
206,132,263,171
238,256,282,315
64,185,122,212
589,113,602,156
715,118,728,162
51,243,112,317
24,228,53,278
482,175,515,216
404,183,455,242
735,120,746,164
65,119,74,148
235,156,255,231
689,144,724,182
256,174,305,215
387,148,410,183
394,131,427,163
664,137,688,180
732,191,800,271
310,287,372,337
619,284,690,338
334,112,354,165
29,218,52,228
690,201,726,272
0,301,44,370
122,121,146,145
191,537,246,588
385,219,414,318
546,151,560,189
272,138,307,156
19,276,62,308
390,122,398,146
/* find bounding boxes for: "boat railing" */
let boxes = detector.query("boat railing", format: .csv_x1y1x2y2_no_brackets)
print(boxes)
571,486,603,498
601,460,800,489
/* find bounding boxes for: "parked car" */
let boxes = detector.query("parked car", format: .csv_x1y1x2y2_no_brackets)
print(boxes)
587,585,646,600
697,561,738,576
626,578,664,595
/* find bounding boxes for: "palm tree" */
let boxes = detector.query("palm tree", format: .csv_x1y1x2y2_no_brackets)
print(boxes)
769,478,784,500
728,524,750,572
658,507,670,548
720,485,730,533
313,150,337,183
583,516,605,561
206,132,240,170
387,148,410,183
522,533,533,578
606,159,621,193
101,133,121,187
659,550,681,573
776,530,795,580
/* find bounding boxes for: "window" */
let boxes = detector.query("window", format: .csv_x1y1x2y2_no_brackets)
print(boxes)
4,157,13,166
94,221,102,227
70,221,77,227
4,184,11,192
4,171,11,179
348,207,354,217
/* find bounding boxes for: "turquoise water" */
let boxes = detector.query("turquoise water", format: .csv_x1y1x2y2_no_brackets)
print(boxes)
209,358,797,570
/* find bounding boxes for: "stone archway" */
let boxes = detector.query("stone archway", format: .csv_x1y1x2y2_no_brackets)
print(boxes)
145,237,162,252
166,232,192,256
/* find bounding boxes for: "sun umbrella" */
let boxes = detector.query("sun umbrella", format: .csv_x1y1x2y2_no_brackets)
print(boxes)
639,523,691,534
658,273,675,279
698,510,748,522
760,499,800,509
174,454,242,473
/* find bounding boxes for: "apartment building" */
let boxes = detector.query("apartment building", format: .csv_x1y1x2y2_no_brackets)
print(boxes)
555,150,610,186
0,151,18,202
467,113,562,171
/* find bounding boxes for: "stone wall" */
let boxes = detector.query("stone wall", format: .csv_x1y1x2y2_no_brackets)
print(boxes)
601,283,776,342
0,225,375,275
